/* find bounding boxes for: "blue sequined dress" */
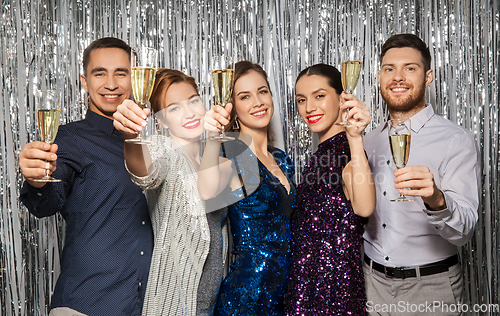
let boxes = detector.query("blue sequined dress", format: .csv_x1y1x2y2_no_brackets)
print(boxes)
285,132,367,315
214,141,296,316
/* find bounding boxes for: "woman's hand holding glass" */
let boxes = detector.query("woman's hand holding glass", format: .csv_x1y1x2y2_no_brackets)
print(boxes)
336,45,364,127
210,55,235,141
113,99,151,139
340,93,371,137
125,47,157,144
204,103,233,137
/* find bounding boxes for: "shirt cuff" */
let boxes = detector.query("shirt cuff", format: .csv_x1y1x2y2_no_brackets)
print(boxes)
423,193,453,222
24,182,53,200
20,181,54,210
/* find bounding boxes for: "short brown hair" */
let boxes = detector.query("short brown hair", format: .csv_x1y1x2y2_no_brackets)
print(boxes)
82,37,131,75
380,34,431,72
149,68,199,114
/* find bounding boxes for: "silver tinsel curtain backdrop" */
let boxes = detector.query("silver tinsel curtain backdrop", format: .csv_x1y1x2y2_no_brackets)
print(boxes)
1,0,498,315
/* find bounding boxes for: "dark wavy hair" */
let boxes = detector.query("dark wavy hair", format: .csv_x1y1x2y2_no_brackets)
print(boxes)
295,63,343,94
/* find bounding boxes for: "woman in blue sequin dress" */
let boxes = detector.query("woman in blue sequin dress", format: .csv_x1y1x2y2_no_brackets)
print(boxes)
284,64,375,315
199,61,296,316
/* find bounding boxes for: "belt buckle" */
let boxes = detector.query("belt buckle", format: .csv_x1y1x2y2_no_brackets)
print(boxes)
384,266,406,279
384,266,392,278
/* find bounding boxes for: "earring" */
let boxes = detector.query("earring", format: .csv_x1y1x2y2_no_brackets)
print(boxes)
234,117,240,130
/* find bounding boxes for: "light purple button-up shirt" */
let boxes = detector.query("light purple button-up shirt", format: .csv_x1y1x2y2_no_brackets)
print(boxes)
363,104,480,267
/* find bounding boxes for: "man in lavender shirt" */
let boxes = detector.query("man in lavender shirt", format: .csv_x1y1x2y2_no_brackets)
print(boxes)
362,34,480,316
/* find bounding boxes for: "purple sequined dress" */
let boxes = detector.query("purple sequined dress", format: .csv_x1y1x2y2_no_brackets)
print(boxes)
285,131,367,315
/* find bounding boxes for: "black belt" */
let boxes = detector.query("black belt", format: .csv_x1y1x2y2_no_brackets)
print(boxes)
364,254,459,279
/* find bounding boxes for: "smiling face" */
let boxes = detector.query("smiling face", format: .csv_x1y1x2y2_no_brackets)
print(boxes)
378,47,434,118
233,70,274,133
156,81,205,143
80,47,132,119
295,74,343,142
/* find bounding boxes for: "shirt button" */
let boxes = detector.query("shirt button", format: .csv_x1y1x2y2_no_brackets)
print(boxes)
140,251,144,256
386,160,390,165
142,221,146,225
382,223,386,228
37,192,43,197
383,191,387,196
385,256,389,261
139,282,142,287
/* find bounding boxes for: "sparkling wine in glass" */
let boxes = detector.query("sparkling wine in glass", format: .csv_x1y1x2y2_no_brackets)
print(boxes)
126,47,157,144
210,55,235,142
388,119,414,202
33,90,62,182
336,45,364,127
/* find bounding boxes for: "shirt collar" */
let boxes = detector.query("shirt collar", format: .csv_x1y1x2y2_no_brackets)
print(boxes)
380,104,435,134
84,108,117,136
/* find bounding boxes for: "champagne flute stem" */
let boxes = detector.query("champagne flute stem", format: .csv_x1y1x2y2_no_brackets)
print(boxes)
219,102,227,138
344,108,350,124
45,160,50,178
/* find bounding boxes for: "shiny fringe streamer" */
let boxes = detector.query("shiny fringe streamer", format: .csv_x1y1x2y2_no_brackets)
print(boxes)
0,0,498,315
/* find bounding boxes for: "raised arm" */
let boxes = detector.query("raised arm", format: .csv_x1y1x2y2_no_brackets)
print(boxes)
19,130,81,218
198,104,234,200
341,93,376,217
113,99,152,177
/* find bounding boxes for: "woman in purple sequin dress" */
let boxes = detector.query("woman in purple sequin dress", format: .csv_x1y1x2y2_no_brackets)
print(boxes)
285,64,376,315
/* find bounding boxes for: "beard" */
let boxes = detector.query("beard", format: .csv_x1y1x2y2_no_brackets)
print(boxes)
380,82,426,113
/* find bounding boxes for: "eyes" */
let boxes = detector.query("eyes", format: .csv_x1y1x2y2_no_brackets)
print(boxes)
296,94,325,104
382,66,417,73
93,71,128,77
296,97,306,104
190,97,201,105
167,97,202,112
239,89,270,100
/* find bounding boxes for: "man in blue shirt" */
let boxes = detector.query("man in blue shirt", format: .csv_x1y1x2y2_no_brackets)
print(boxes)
18,37,154,316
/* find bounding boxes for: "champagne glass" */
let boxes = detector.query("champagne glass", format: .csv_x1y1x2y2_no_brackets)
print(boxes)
336,45,364,127
125,47,158,144
388,119,414,202
210,55,235,142
33,90,62,182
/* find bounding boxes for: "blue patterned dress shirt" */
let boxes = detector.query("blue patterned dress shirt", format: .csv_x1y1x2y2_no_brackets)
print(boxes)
20,109,154,316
